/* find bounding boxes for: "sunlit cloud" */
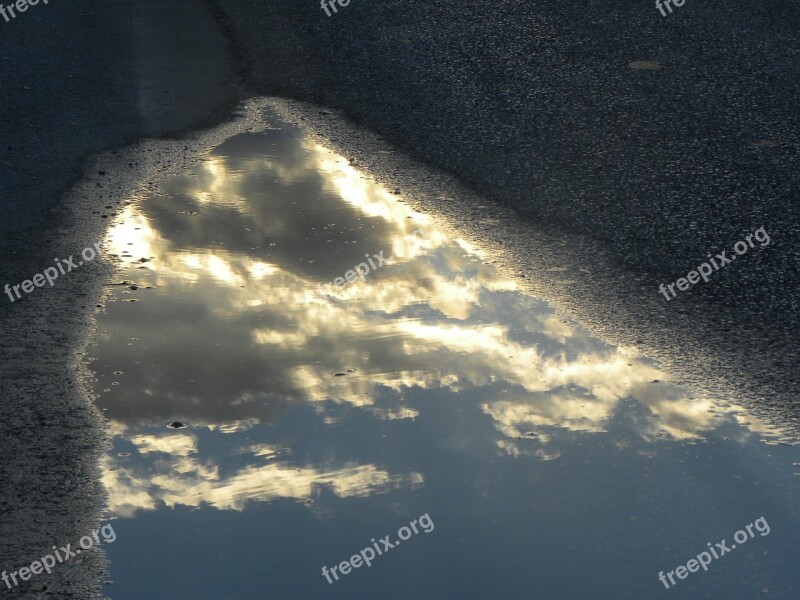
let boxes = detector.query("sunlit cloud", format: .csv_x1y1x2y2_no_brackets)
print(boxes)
130,432,198,457
95,125,777,521
104,451,423,516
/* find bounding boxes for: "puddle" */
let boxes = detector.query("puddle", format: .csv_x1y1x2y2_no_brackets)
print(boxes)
86,114,800,599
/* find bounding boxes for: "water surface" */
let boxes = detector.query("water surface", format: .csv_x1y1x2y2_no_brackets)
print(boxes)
87,113,800,599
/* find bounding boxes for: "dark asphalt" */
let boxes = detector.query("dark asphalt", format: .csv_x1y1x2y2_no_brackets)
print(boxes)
0,0,238,243
0,0,797,592
214,0,799,416
0,0,239,595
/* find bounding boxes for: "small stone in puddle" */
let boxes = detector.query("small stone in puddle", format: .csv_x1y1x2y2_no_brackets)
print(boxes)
118,452,130,457
753,139,780,147
628,60,664,70
167,421,187,429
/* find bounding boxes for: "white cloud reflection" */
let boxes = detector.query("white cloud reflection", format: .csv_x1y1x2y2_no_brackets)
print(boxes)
95,126,776,518
105,434,423,517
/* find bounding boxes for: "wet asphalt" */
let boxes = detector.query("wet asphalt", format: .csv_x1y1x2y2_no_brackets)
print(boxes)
0,0,238,595
0,0,797,594
215,0,799,414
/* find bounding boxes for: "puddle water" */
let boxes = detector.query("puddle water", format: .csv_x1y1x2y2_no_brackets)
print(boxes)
87,113,800,599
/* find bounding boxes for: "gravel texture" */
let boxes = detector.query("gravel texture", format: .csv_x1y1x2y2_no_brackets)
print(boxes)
215,0,799,417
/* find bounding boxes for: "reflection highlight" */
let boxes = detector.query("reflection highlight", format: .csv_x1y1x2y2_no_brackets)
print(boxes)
90,122,775,521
